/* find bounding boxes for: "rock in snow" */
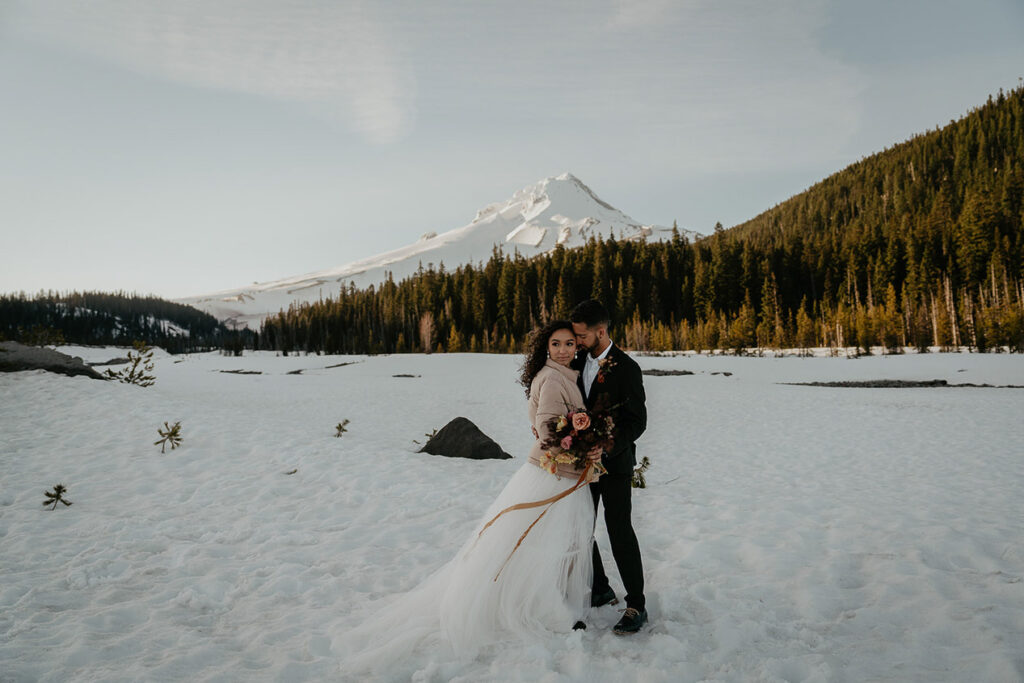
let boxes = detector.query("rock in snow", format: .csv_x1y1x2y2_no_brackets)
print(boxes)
0,341,106,379
419,416,512,460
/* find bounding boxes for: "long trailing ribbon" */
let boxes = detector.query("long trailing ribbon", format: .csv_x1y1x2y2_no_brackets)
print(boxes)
477,461,593,582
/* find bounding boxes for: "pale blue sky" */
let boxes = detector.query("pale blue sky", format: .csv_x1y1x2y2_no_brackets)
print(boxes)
2,0,1022,299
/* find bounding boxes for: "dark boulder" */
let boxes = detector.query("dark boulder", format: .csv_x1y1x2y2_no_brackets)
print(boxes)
419,417,512,460
0,342,107,379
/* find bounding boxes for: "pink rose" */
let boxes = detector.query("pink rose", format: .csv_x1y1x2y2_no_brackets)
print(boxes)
560,435,573,450
571,413,591,430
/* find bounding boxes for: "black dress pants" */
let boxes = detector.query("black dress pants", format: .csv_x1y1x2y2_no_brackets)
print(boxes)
590,470,645,611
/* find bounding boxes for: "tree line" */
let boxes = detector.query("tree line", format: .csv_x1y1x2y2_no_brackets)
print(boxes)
0,290,232,353
261,86,1024,355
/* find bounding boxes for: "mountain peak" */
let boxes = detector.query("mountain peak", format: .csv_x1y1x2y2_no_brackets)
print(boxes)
179,174,697,328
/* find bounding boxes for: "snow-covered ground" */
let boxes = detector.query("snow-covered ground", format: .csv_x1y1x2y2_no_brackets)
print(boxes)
2,348,1023,682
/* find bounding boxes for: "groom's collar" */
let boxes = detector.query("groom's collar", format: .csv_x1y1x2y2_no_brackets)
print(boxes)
587,340,614,363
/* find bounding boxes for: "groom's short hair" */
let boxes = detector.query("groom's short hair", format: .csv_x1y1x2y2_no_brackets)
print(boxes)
570,299,611,329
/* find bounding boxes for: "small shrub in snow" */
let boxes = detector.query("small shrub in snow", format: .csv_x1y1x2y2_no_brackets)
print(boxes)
155,421,183,453
43,483,72,510
632,456,651,489
335,419,350,437
412,427,438,446
106,341,155,387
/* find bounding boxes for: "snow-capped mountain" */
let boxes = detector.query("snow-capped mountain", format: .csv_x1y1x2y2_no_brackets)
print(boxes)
178,173,699,329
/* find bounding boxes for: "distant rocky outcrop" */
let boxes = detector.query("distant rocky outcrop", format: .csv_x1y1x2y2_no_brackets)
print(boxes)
788,379,950,388
784,379,1024,388
418,417,512,460
0,342,106,379
642,369,694,376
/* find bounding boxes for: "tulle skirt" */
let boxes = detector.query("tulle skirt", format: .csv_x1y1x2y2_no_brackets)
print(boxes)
338,461,595,674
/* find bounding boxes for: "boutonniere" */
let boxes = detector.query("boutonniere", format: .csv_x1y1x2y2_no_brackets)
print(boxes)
595,356,617,384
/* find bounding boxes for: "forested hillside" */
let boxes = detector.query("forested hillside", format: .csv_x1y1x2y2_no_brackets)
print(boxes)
260,86,1023,355
0,291,231,353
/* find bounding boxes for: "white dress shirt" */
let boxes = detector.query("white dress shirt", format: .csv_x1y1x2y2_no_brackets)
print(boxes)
582,340,613,398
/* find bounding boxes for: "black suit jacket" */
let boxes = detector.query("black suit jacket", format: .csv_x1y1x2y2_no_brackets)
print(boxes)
571,344,647,475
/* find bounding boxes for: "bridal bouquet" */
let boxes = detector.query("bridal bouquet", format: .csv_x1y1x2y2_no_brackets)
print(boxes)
539,406,614,478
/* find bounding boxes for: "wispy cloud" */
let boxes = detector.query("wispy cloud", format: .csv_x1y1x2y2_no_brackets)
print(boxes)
10,0,416,143
606,0,677,29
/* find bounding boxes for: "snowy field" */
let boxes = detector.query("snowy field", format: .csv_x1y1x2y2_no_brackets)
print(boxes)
2,347,1023,682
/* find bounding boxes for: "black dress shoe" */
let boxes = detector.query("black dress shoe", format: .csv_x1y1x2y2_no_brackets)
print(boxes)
591,588,618,607
612,607,648,635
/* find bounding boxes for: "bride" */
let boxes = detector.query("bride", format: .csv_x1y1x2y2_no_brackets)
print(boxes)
338,320,603,673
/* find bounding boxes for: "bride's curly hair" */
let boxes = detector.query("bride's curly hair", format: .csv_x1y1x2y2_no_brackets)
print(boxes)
518,319,575,397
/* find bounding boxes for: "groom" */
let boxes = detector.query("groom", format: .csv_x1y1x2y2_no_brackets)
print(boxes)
570,299,648,635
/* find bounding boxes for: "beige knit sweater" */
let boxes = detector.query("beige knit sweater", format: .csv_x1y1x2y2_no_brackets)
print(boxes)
527,359,599,482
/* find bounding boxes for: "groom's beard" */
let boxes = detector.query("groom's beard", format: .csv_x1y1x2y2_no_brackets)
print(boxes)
577,343,598,357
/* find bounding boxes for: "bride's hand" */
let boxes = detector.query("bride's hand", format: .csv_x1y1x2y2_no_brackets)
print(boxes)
586,446,603,463
531,426,539,439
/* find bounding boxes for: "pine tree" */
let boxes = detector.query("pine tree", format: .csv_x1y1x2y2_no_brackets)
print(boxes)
105,341,156,387
795,299,816,353
154,421,183,453
447,323,463,352
42,483,72,510
956,189,998,284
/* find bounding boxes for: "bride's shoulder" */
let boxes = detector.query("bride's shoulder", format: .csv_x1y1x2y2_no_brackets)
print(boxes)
533,364,570,390
531,365,555,388
536,367,578,397
529,365,551,388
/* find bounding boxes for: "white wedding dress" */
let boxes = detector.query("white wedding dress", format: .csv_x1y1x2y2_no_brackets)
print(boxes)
338,450,596,675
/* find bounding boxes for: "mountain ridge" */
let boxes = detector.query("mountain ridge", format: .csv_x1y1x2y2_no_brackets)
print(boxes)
178,173,698,328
